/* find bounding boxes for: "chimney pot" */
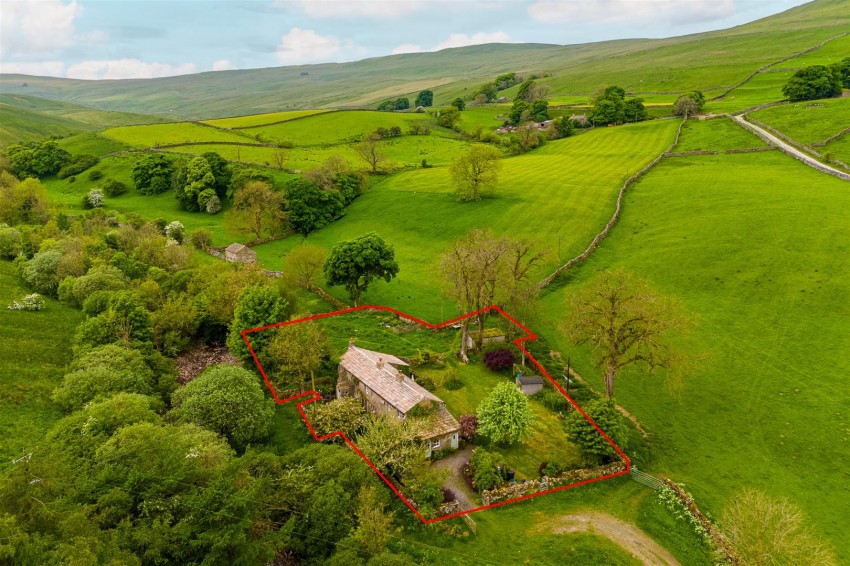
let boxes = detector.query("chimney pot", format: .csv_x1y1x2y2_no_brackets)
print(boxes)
376,357,384,369
348,338,356,350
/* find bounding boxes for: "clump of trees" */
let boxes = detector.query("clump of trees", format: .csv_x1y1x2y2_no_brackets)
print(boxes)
564,398,627,463
473,72,523,104
132,153,173,195
782,64,844,101
673,90,705,117
590,85,648,125
377,97,410,111
6,140,71,179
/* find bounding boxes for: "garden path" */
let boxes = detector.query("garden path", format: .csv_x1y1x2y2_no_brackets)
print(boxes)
534,510,682,566
430,444,476,512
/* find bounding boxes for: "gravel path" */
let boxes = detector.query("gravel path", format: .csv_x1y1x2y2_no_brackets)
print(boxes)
430,444,476,511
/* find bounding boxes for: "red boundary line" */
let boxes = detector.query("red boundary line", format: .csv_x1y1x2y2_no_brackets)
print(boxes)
241,304,631,524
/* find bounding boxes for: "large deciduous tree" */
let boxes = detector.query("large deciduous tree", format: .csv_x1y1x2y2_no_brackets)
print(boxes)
414,89,434,107
266,317,330,393
476,382,533,445
228,180,286,241
355,414,427,476
449,144,502,201
564,398,627,462
323,232,399,306
132,154,173,195
782,65,843,101
170,364,274,449
356,134,386,173
227,285,291,362
285,177,345,236
283,243,328,289
562,268,691,399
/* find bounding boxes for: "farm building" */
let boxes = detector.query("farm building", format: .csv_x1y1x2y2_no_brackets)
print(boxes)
465,327,506,349
337,341,460,457
515,375,544,395
225,243,256,264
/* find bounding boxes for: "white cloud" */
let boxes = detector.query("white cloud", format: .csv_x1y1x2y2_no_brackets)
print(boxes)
275,27,347,64
528,0,735,25
0,0,81,57
391,31,515,56
295,0,425,18
66,59,197,80
433,32,515,51
212,59,238,71
0,60,66,77
392,43,423,55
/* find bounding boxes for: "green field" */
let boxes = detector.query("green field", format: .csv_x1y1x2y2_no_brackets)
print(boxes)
704,70,794,113
533,150,850,554
101,122,255,147
675,117,768,152
822,132,850,165
0,262,84,470
750,97,850,144
251,119,679,314
771,32,850,68
202,109,331,129
57,131,132,156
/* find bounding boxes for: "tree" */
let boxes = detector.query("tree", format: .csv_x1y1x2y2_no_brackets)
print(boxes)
591,98,624,125
673,96,699,117
132,154,173,195
782,65,842,101
415,89,434,107
305,397,368,438
356,414,426,476
323,232,399,306
623,98,647,122
229,180,286,241
283,243,327,289
515,79,548,103
201,151,231,200
6,140,70,179
170,365,275,449
458,414,478,442
228,165,275,198
227,285,291,362
272,148,286,170
394,97,410,110
356,135,387,174
561,268,690,399
285,177,345,236
721,488,837,566
476,382,533,445
530,99,549,122
175,156,218,212
451,97,466,111
564,398,627,461
351,485,397,558
436,107,461,129
833,56,850,88
266,317,330,393
0,176,51,225
474,82,498,103
508,99,529,126
552,116,575,139
450,144,501,201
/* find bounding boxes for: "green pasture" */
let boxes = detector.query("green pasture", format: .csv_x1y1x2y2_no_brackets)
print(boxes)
822,132,850,165
771,32,850,69
201,109,331,129
703,70,793,114
533,151,850,555
241,110,437,146
58,131,132,156
251,119,680,315
393,477,712,565
0,261,84,470
101,122,254,148
750,97,850,144
675,117,767,152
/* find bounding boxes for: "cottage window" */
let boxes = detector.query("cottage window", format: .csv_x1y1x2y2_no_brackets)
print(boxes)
432,440,440,449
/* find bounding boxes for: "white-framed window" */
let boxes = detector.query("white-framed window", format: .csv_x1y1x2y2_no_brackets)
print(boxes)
432,440,440,449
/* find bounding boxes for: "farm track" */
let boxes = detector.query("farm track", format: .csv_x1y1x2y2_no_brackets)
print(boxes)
732,115,850,181
533,510,682,565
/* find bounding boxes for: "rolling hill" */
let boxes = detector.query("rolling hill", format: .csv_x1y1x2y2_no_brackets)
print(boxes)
0,0,846,120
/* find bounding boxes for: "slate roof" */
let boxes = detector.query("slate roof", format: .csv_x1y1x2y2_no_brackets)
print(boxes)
225,243,247,254
417,405,461,439
516,376,544,386
339,345,441,413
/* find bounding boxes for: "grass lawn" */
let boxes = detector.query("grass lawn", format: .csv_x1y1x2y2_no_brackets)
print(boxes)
750,97,850,144
534,151,850,555
251,119,680,317
0,261,84,470
201,109,331,129
675,116,767,152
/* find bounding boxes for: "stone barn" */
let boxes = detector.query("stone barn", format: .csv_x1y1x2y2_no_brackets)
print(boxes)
225,243,256,264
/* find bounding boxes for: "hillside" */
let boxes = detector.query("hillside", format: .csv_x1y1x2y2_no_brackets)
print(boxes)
0,93,163,145
0,0,845,120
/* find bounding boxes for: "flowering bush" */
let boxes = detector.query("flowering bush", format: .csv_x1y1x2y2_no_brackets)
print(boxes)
164,221,185,243
8,293,44,311
657,484,711,544
84,188,104,209
205,195,222,214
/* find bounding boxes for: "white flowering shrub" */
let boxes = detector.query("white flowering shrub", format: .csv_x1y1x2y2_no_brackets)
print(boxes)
165,221,185,243
657,484,711,544
205,195,222,214
8,293,45,311
85,188,104,209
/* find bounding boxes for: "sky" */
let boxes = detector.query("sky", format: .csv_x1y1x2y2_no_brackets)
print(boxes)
0,0,812,80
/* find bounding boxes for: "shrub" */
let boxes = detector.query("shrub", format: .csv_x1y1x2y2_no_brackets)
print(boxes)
483,348,515,371
164,220,185,243
82,290,117,316
68,265,127,307
57,154,99,178
441,488,457,503
469,448,502,491
190,228,213,251
7,293,44,311
205,194,222,214
459,414,477,442
0,225,22,259
537,387,571,412
88,169,103,181
542,460,564,477
170,365,274,449
20,249,63,295
68,176,76,183
565,398,628,462
414,374,436,391
443,368,464,390
83,188,104,209
101,179,128,197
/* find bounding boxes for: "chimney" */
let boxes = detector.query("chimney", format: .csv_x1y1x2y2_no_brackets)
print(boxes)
396,369,404,382
376,357,384,369
348,338,356,350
